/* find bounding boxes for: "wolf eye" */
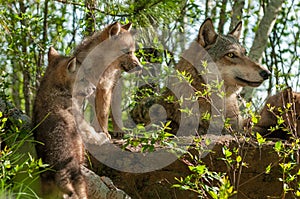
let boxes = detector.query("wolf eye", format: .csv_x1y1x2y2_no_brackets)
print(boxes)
226,53,235,58
121,48,131,54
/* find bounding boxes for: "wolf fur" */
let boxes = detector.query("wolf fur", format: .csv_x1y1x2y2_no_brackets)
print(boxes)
131,18,270,134
33,47,87,199
73,22,141,138
251,88,300,139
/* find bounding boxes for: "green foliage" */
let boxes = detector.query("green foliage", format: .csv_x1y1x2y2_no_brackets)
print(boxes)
220,146,248,170
266,102,297,136
0,72,45,198
171,135,238,198
260,99,300,198
0,110,47,198
173,161,236,199
273,138,300,197
122,121,176,153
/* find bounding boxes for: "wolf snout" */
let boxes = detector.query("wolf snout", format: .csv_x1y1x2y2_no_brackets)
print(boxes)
259,70,271,80
135,65,143,71
130,65,143,73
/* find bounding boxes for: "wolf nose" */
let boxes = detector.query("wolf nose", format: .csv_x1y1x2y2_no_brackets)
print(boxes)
130,65,143,73
259,70,271,80
136,65,143,71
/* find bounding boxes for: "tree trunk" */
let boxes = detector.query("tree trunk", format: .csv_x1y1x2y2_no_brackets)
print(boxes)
19,0,31,116
205,0,211,19
230,0,245,30
241,0,284,101
36,0,49,87
218,0,228,34
11,62,21,109
248,0,284,62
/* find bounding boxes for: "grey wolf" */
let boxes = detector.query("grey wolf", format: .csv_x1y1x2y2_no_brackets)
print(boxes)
131,18,270,134
74,22,141,138
33,47,87,199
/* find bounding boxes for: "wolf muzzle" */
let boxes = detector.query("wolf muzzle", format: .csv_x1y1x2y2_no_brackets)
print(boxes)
259,70,271,80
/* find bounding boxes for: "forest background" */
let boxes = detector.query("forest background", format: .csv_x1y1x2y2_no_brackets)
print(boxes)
0,0,299,117
0,0,299,198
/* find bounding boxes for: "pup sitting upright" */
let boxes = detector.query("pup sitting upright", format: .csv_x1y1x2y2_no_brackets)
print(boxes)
74,22,141,138
33,47,87,199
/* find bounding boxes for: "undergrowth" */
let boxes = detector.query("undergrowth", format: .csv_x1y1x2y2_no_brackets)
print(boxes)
0,72,46,199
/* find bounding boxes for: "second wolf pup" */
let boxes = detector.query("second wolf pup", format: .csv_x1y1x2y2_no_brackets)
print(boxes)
74,22,141,138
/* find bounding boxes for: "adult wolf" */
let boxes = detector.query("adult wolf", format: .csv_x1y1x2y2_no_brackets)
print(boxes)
131,18,270,134
74,22,141,138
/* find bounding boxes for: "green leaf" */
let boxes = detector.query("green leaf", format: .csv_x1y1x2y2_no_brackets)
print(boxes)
164,132,174,137
205,138,211,146
251,116,258,124
2,117,7,123
265,164,272,174
236,155,242,163
256,132,266,145
274,141,282,152
189,165,207,175
276,116,285,125
180,185,190,190
222,147,232,158
136,124,145,130
208,190,218,199
171,184,181,188
165,120,172,127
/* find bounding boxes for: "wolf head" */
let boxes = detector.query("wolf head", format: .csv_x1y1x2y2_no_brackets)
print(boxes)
197,18,270,89
45,47,95,99
104,22,142,72
45,47,78,91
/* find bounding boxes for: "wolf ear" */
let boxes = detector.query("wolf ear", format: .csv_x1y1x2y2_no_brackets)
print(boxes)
67,57,77,73
198,18,218,47
109,22,121,37
122,22,132,31
48,47,59,62
229,21,242,40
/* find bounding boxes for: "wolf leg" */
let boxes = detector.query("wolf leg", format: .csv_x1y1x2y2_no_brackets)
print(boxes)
55,170,78,199
95,86,112,138
72,174,88,199
111,81,124,137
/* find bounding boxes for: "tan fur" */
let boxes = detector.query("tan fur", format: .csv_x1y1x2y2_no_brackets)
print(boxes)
252,88,300,139
33,47,87,199
74,22,141,138
131,18,270,134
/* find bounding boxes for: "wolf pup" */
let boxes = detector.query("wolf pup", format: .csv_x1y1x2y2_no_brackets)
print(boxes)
131,18,270,134
33,47,87,199
74,22,141,138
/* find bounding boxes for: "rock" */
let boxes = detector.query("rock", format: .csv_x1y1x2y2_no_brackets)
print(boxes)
90,135,297,199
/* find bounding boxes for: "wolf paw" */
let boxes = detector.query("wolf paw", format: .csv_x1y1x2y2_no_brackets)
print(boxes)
104,131,112,139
